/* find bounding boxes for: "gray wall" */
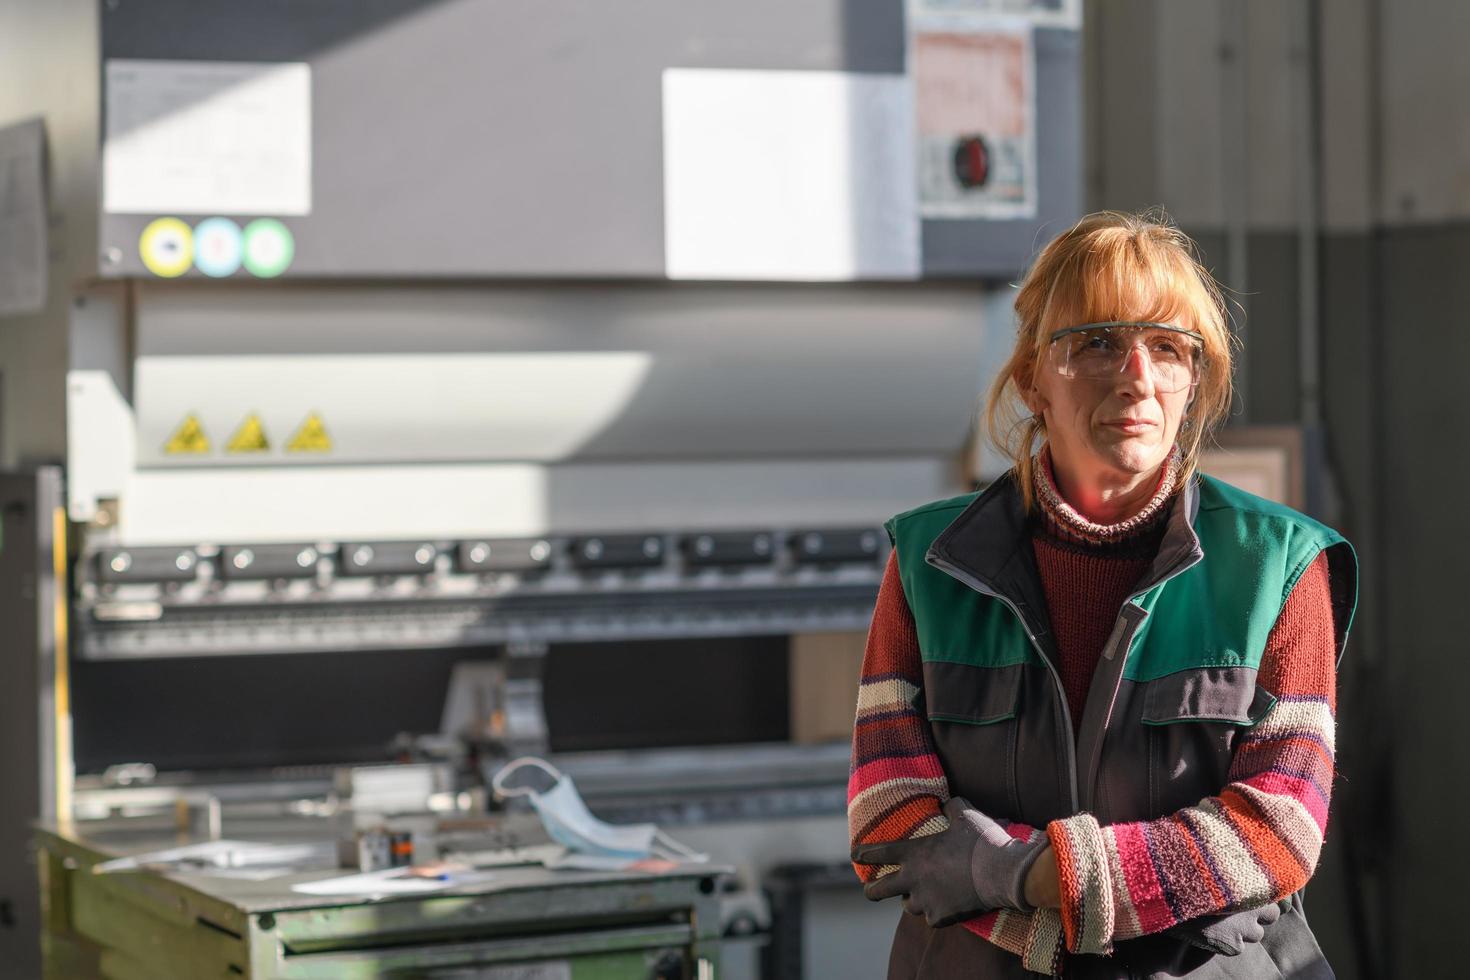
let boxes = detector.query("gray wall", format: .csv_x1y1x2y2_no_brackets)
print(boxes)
0,3,97,976
1085,1,1464,976
0,0,98,467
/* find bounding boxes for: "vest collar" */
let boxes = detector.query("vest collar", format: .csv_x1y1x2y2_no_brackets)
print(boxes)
924,467,1205,626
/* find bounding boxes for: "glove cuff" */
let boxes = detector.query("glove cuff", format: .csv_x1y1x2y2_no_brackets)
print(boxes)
971,833,1047,911
1008,837,1048,910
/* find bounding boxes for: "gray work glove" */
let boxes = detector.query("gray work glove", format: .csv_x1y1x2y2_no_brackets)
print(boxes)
851,797,1047,928
1164,900,1286,956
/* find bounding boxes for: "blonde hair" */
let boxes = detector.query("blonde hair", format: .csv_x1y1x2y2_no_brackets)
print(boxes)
984,208,1235,511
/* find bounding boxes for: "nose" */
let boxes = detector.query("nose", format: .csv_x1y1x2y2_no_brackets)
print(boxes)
1116,343,1156,397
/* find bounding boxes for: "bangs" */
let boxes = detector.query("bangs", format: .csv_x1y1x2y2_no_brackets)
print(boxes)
1040,234,1211,341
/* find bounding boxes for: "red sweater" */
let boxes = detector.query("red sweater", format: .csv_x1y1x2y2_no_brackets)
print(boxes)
1030,450,1176,731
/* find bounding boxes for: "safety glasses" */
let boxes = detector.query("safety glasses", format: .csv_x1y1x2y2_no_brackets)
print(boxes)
1046,321,1204,394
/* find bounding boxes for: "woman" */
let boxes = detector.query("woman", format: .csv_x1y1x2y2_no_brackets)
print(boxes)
848,211,1357,979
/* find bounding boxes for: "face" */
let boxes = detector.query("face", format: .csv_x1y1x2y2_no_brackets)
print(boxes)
1020,327,1195,483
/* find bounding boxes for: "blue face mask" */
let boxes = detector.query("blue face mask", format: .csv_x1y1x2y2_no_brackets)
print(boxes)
491,757,705,866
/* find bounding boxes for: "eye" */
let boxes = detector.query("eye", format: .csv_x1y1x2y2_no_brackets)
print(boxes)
1149,336,1189,360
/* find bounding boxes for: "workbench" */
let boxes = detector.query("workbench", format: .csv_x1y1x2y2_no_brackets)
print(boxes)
35,821,725,979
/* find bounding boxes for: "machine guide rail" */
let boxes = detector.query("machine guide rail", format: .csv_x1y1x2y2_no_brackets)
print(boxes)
74,526,886,658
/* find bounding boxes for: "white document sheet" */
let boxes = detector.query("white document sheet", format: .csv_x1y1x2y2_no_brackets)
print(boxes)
94,839,329,874
292,868,497,897
0,117,47,317
662,69,919,281
104,60,312,215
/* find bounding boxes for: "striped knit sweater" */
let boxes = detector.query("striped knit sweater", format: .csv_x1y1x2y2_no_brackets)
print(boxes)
847,476,1338,973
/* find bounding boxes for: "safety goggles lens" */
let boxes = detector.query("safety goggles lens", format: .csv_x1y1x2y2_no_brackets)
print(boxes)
1048,323,1203,394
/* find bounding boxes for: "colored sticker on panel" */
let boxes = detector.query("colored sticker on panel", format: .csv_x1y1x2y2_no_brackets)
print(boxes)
194,218,243,277
243,219,295,278
163,414,210,455
139,217,194,277
225,413,270,453
285,412,332,453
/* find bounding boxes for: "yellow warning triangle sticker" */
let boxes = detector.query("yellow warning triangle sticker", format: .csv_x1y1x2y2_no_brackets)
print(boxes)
226,413,270,453
286,412,333,453
163,414,210,455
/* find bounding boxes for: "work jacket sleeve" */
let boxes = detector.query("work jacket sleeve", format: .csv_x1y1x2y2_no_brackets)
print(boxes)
849,551,1066,974
1044,552,1338,956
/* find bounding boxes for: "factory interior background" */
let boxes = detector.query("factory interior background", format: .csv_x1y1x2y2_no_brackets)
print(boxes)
0,0,1459,977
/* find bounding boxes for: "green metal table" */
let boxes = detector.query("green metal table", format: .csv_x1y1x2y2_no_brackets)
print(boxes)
36,821,725,980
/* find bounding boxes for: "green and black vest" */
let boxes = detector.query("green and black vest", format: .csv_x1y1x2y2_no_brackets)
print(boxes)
884,470,1357,828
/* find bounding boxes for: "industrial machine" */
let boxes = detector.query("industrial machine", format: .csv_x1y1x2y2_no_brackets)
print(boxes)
36,815,727,979
0,1,1082,976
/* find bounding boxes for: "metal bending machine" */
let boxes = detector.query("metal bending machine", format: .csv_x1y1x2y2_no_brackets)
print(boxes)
0,1,1082,977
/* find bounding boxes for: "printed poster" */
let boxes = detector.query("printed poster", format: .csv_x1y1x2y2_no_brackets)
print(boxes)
104,60,312,216
911,16,1037,220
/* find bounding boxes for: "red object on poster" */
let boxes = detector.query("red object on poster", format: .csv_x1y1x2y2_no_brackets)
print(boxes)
952,135,990,188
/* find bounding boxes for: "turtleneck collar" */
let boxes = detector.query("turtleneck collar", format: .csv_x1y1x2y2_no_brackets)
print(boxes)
1033,444,1181,548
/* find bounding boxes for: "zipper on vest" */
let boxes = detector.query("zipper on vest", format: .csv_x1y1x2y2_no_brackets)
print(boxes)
1079,548,1206,814
1077,603,1148,814
925,555,1079,814
1100,614,1132,660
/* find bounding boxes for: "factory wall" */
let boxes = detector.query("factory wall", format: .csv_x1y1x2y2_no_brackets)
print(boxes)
1085,1,1463,976
0,4,97,974
0,0,97,467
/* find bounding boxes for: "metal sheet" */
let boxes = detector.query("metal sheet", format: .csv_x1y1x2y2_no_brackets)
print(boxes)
114,457,949,545
129,282,987,467
97,0,1076,278
98,0,908,278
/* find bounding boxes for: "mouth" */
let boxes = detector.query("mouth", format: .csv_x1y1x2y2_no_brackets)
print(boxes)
1102,419,1157,434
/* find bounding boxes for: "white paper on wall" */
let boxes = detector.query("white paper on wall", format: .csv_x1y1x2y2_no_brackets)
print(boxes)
104,60,312,215
911,15,1037,220
662,69,920,282
0,117,48,317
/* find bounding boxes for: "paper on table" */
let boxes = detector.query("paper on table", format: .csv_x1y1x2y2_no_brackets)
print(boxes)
182,866,297,882
291,868,497,897
0,117,48,317
94,839,330,874
541,851,639,872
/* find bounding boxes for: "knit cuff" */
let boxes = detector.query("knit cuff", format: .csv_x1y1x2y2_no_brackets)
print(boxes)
960,909,1065,977
1046,813,1116,956
1021,908,1066,975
